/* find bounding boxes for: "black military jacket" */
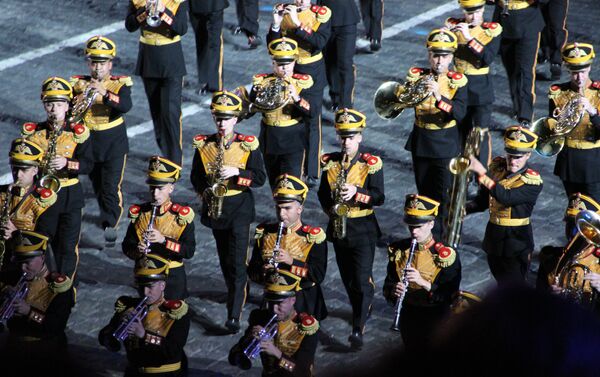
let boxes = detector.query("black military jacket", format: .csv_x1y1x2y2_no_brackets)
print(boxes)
188,0,228,13
492,0,546,39
316,0,360,27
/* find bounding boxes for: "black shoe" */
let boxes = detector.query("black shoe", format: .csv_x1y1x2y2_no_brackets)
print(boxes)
550,63,561,80
519,119,531,129
370,39,381,52
104,227,117,248
306,176,318,189
232,26,242,35
536,61,552,81
198,84,213,96
330,103,339,113
225,318,240,334
248,35,262,49
348,329,363,350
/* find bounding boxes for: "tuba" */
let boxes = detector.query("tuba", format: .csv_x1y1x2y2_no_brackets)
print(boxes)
552,210,600,307
206,136,228,219
530,92,586,157
332,148,350,239
444,127,483,248
373,74,435,120
251,76,291,112
68,85,99,124
231,314,279,370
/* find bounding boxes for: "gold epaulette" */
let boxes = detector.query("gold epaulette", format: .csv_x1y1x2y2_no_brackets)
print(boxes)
447,71,468,89
433,242,457,268
387,244,400,262
301,225,326,244
22,122,38,136
112,75,133,87
548,84,563,99
48,273,73,293
71,123,90,143
171,203,194,225
114,296,135,313
297,312,319,335
406,67,425,82
520,168,543,185
310,5,332,23
237,134,259,151
69,75,88,91
292,73,314,90
320,153,336,171
254,224,265,240
128,204,142,222
253,73,269,86
361,153,382,174
163,300,188,320
192,134,207,149
482,22,502,38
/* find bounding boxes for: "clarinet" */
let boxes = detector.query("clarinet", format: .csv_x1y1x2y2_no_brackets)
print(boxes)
390,238,418,331
142,205,158,255
269,222,286,269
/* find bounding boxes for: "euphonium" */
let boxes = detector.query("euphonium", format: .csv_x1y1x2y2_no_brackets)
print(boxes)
68,84,99,124
111,296,149,343
445,127,483,248
251,76,291,112
391,238,418,331
332,148,350,239
207,136,228,220
0,272,29,322
146,0,162,28
373,74,435,120
233,314,279,370
530,91,586,157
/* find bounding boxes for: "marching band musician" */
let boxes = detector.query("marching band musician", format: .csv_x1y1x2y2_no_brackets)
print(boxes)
125,0,188,166
466,126,543,283
0,231,75,372
122,156,196,300
99,254,190,377
317,108,384,349
401,29,468,239
70,36,132,248
22,77,93,281
383,194,461,354
190,91,266,333
229,269,319,376
537,0,569,81
248,174,328,321
549,43,600,203
0,139,59,272
268,0,332,186
239,38,313,187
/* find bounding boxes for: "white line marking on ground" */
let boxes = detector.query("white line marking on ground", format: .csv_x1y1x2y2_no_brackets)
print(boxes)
382,1,459,40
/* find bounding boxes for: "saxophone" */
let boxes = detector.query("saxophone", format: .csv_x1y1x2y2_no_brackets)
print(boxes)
207,136,228,219
332,148,350,239
0,186,14,267
39,122,62,178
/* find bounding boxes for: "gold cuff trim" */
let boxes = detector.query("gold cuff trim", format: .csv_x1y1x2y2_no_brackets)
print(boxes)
464,67,490,75
59,178,79,187
489,217,530,226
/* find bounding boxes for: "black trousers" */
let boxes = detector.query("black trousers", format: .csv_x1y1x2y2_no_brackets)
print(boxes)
562,181,600,204
412,155,453,240
302,90,323,180
189,10,224,92
142,77,183,165
212,225,250,320
235,0,259,36
500,32,541,122
165,265,188,300
264,152,304,188
89,154,127,229
333,236,376,330
487,251,530,284
51,207,82,281
324,24,357,108
540,0,569,65
359,0,383,40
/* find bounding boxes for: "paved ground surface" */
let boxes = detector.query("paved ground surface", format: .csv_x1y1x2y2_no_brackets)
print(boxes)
1,0,600,375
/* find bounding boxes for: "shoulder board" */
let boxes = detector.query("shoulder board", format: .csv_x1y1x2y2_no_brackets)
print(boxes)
237,133,259,151
69,75,89,86
591,81,600,90
482,22,502,37
301,225,326,244
48,272,73,293
548,84,564,99
387,243,402,262
254,223,266,240
70,123,90,143
253,73,269,85
433,242,457,268
297,312,319,335
521,168,543,185
320,152,337,171
34,187,57,208
114,296,137,313
311,5,331,23
22,122,38,136
361,153,383,174
128,204,142,221
407,67,426,82
112,75,133,86
173,204,194,225
163,299,188,319
447,71,468,88
192,134,208,149
292,73,314,90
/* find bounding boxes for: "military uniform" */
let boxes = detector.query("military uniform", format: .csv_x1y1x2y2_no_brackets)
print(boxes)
125,0,188,165
317,109,384,345
317,0,360,108
70,36,132,238
493,0,547,124
469,127,543,282
188,0,227,93
190,91,266,329
268,4,332,181
122,157,196,300
538,0,569,80
23,77,93,280
234,0,260,43
99,254,190,377
549,43,600,202
359,0,384,50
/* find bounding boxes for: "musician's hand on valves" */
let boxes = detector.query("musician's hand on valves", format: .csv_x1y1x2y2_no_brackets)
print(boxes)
584,272,600,292
13,298,31,316
2,219,17,240
276,248,293,265
467,155,487,176
341,183,357,201
284,5,301,27
220,166,240,179
88,80,107,97
128,317,146,339
146,229,166,245
393,282,406,298
260,339,283,359
426,80,442,101
50,156,68,170
405,267,431,291
580,97,599,117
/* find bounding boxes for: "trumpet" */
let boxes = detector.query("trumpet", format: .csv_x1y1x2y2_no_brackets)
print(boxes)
268,222,286,269
233,314,279,370
146,0,162,28
112,296,149,343
391,238,418,331
0,273,29,322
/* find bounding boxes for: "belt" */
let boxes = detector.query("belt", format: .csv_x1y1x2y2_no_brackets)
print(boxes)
490,217,530,226
415,120,457,130
139,34,181,46
498,1,530,10
297,52,323,65
347,209,374,218
224,189,244,197
13,336,42,342
566,139,600,149
169,260,183,268
138,362,181,374
262,117,302,127
464,67,490,75
88,117,124,131
59,178,79,187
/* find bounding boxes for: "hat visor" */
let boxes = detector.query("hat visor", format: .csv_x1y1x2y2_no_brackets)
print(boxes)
504,147,530,156
10,159,39,168
404,215,435,226
463,5,484,12
135,274,167,285
13,250,45,262
429,48,455,55
566,63,592,72
146,177,176,187
87,55,113,62
42,95,70,102
212,110,240,120
274,194,304,204
264,290,296,303
273,58,296,65
336,129,363,138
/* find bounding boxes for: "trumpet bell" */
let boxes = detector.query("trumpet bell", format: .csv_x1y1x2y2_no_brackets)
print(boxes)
448,156,470,175
373,81,405,120
38,174,61,193
530,117,565,157
576,210,600,246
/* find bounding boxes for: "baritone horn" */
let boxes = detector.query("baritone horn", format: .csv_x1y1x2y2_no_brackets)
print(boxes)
373,74,435,120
